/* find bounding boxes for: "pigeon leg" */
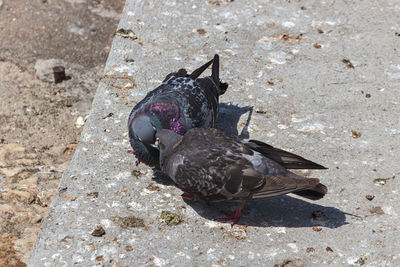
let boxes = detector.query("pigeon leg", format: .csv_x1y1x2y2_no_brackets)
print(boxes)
178,187,196,200
178,189,208,205
135,159,141,166
130,150,135,154
217,201,247,225
181,193,196,200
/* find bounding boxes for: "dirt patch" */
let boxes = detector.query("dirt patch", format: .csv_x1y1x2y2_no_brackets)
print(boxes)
0,0,124,264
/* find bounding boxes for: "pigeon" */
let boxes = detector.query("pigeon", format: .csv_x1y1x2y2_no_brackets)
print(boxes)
128,55,228,167
155,128,327,225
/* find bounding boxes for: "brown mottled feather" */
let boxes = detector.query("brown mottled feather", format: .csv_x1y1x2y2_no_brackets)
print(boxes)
156,128,327,203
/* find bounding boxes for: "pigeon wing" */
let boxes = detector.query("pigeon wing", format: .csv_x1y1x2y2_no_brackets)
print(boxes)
245,139,327,169
169,128,326,201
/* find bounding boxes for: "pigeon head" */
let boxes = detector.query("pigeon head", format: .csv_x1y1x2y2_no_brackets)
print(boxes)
131,114,157,145
155,129,183,167
129,113,162,166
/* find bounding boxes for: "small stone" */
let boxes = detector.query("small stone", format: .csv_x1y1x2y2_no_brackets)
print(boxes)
91,225,106,237
65,195,76,201
365,93,371,98
313,43,321,49
197,29,206,35
208,0,221,5
365,195,374,201
34,59,65,82
159,211,183,226
95,256,104,261
146,184,160,191
342,58,355,68
355,255,368,265
369,206,384,215
111,215,145,228
32,214,42,223
306,247,315,253
312,226,322,232
131,170,141,177
125,245,133,251
317,29,324,34
326,246,333,252
373,176,395,186
116,28,138,40
351,130,361,138
87,192,99,198
227,225,247,240
75,116,85,128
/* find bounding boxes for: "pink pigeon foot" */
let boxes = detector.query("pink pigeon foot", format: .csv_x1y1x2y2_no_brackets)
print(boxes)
217,202,247,225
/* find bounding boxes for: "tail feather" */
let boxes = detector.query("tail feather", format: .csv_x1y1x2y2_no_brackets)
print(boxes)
293,183,328,200
246,139,327,170
211,54,220,87
211,54,228,96
188,58,214,79
251,176,324,200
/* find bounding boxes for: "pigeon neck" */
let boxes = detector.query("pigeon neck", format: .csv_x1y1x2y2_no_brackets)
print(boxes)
149,102,184,135
159,133,183,170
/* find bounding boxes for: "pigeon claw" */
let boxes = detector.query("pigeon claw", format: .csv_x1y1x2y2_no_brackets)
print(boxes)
217,202,247,226
130,150,135,154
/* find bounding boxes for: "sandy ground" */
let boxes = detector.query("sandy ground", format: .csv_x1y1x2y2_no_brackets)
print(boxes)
0,0,124,265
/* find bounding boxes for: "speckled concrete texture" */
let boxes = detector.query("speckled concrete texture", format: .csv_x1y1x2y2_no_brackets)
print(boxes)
30,0,400,266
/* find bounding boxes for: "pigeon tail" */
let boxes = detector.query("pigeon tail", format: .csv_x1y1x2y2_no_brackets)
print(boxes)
211,54,228,96
251,176,322,200
293,183,328,200
188,57,214,79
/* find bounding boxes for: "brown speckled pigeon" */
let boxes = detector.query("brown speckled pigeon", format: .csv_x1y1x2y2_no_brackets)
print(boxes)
155,128,327,225
128,55,228,167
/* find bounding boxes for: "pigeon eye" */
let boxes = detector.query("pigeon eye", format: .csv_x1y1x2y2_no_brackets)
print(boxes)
156,137,160,143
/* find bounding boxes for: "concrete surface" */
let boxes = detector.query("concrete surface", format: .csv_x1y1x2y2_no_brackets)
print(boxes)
30,0,400,266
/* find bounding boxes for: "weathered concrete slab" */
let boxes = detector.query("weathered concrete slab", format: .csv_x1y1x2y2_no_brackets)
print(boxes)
30,0,400,266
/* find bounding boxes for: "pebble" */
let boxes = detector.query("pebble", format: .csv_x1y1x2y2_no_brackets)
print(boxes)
32,214,42,223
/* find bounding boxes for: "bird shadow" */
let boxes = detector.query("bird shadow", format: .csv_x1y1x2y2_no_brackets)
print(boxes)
215,103,253,138
182,195,350,228
151,168,176,186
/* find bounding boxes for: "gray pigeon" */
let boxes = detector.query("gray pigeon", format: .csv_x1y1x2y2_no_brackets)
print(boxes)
155,128,327,225
128,55,228,166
